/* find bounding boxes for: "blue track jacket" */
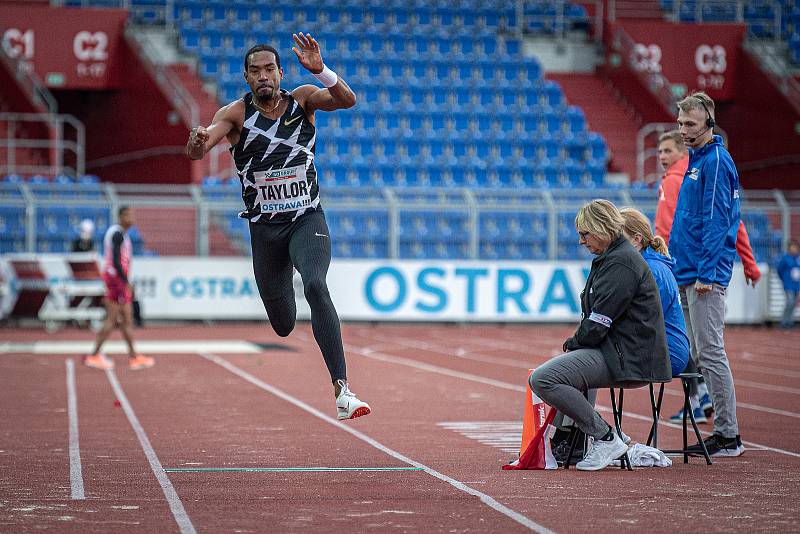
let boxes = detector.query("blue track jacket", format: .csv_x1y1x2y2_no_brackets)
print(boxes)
642,248,689,377
669,135,740,287
777,253,800,293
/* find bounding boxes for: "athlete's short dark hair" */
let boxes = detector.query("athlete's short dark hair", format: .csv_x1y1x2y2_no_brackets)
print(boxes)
244,44,281,71
118,205,130,218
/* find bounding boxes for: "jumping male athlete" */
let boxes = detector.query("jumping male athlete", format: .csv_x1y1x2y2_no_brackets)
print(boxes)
186,33,370,420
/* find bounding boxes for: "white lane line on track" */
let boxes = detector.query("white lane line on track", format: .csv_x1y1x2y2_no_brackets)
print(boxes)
335,341,800,459
358,333,538,368
346,333,800,420
0,341,261,355
199,352,555,534
105,369,196,534
734,363,800,379
733,379,800,395
351,327,566,357
65,359,85,500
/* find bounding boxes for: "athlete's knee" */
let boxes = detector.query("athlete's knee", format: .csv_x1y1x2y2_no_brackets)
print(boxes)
302,276,330,304
268,314,295,337
271,322,294,337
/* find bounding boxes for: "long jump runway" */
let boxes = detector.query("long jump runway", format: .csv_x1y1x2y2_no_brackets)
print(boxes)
1,323,798,532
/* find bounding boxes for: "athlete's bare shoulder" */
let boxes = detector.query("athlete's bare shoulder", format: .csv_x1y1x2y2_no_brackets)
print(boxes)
218,98,246,124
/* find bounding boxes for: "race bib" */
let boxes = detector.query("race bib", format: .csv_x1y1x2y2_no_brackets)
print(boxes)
253,164,312,214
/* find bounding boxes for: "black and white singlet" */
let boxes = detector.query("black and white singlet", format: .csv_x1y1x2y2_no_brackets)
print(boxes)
231,90,321,223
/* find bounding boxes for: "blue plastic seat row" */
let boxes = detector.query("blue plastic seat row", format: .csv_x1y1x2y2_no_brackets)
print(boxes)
207,53,539,79
398,241,471,260
2,174,100,184
198,195,781,263
480,242,549,260
174,2,517,28
35,206,111,236
332,239,389,258
218,62,555,86
318,134,595,154
326,210,389,239
661,0,798,54
318,166,606,189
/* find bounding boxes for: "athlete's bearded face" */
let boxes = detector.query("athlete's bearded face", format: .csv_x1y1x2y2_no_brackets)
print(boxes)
245,51,283,103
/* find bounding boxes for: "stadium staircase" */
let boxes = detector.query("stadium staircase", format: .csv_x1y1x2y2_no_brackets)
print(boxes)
167,64,218,128
164,65,241,256
547,73,640,177
166,62,221,179
123,34,241,255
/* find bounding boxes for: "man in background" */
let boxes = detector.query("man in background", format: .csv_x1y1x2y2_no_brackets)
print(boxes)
777,239,800,329
71,219,96,252
655,129,760,424
656,130,760,287
84,206,154,371
670,92,744,457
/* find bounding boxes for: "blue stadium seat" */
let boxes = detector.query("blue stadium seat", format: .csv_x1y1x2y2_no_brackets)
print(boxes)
175,1,203,25
78,174,100,184
0,206,26,238
37,236,69,253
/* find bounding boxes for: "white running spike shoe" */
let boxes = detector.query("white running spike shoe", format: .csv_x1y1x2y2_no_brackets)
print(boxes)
335,380,371,420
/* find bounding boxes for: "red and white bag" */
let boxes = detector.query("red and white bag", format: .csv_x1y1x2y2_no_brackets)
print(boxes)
503,370,558,470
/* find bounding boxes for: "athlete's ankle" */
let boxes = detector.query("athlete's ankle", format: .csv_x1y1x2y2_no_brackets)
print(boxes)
333,378,347,398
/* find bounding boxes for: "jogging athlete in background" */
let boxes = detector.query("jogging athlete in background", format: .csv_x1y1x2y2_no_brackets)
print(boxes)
84,206,154,371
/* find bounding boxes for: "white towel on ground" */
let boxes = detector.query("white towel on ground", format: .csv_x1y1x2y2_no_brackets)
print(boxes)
612,443,672,468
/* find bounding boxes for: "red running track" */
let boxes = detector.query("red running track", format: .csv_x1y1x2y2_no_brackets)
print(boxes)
1,322,799,533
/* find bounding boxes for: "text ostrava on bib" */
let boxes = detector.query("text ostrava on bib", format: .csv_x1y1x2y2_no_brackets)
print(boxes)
253,164,312,214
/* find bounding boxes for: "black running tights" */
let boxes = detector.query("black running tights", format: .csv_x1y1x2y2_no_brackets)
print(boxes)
249,210,346,382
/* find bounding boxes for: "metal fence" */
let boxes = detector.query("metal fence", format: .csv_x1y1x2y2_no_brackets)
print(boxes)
1,181,795,262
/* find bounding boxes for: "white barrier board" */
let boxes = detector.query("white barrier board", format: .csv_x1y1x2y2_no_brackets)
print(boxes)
0,255,767,323
128,257,767,323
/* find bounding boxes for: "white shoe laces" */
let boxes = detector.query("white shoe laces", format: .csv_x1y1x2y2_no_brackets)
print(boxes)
583,436,596,459
582,434,620,463
336,380,356,400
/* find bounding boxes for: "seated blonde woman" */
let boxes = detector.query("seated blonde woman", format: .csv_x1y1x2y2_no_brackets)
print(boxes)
529,199,671,471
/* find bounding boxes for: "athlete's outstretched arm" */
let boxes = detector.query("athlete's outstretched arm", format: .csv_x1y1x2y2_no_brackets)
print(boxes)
186,102,239,160
291,32,356,113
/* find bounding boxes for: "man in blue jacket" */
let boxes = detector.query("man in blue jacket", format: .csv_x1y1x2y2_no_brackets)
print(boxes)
670,92,744,457
777,239,800,329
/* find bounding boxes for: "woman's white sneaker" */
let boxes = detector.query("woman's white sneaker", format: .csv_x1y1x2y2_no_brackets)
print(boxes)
576,432,629,471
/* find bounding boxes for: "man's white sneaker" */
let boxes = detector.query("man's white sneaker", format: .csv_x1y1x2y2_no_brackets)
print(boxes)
335,380,371,420
576,431,629,471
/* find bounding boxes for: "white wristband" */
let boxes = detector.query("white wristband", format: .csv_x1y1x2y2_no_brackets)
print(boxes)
313,64,338,88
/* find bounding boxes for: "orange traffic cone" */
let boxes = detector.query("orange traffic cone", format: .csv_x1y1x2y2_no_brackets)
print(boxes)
505,369,557,470
520,368,541,455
